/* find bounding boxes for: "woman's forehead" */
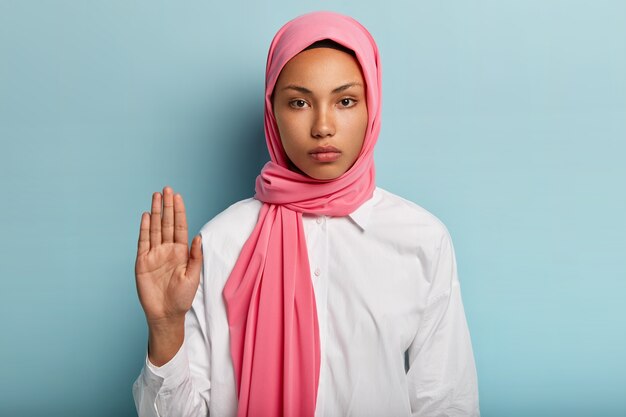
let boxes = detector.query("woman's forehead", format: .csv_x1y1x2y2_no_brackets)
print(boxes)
274,47,365,92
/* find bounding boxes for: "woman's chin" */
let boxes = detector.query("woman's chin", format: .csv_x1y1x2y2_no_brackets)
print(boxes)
304,167,347,181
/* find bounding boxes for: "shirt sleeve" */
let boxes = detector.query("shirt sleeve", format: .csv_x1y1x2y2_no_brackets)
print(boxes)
132,244,212,417
406,228,481,417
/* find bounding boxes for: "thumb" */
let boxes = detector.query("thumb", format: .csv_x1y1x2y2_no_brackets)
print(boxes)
186,234,203,282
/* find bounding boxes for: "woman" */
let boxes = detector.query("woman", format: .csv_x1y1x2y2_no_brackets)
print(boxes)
133,11,480,417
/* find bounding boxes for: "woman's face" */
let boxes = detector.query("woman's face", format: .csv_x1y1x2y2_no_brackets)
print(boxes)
272,47,368,180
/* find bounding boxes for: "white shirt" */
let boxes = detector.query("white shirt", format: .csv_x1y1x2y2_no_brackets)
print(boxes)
132,186,480,417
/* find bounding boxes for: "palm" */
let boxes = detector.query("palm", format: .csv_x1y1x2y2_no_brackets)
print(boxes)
134,187,203,324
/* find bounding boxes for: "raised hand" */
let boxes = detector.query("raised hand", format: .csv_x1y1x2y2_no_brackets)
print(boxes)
134,186,202,364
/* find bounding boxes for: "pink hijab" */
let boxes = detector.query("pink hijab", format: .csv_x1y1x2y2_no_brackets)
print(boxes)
222,11,382,416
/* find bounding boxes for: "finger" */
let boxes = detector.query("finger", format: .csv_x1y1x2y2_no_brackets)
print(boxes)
173,193,189,245
161,186,174,244
137,212,150,256
186,235,203,283
150,191,162,249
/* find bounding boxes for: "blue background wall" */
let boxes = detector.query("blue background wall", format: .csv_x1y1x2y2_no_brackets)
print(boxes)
1,1,624,416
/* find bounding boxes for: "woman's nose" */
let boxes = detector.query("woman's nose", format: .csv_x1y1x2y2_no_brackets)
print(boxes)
311,108,335,138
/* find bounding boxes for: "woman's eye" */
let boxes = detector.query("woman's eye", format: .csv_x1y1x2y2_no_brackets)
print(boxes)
290,99,308,108
340,98,356,107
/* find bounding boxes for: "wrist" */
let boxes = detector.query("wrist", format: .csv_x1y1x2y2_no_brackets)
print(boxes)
147,319,185,367
147,314,185,332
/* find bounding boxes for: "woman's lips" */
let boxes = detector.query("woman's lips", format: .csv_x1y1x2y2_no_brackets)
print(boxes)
309,146,342,162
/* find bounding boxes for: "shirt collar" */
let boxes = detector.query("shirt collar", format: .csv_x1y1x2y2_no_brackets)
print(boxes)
347,187,380,231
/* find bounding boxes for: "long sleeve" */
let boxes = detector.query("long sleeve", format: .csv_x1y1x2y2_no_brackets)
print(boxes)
406,228,480,416
132,254,212,417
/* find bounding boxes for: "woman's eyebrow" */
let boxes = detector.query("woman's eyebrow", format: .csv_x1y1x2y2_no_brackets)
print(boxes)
281,82,363,94
332,82,363,93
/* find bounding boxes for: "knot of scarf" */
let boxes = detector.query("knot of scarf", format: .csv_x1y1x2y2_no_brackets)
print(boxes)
222,10,382,417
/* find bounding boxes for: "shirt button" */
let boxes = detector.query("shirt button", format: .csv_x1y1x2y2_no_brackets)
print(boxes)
316,217,323,224
314,268,321,277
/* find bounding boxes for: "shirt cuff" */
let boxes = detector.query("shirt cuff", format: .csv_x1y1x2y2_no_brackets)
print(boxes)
142,340,191,392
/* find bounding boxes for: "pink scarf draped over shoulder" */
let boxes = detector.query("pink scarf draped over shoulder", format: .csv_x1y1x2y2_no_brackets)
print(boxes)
222,10,382,417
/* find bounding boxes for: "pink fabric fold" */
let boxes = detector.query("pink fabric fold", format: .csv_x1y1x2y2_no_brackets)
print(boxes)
222,10,382,417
